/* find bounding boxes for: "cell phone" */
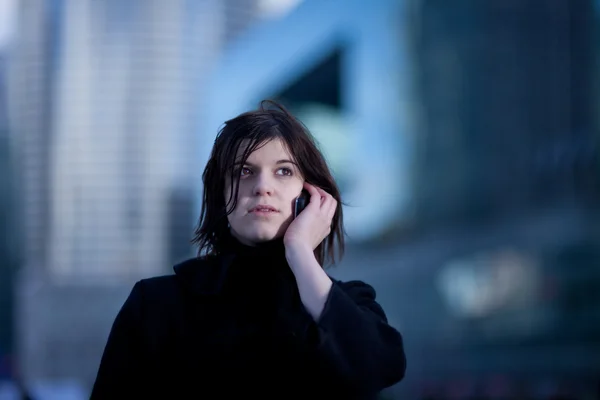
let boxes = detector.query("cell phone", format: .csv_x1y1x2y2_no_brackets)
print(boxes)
294,190,310,218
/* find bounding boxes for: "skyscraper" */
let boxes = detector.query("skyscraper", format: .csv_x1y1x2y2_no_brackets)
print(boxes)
8,0,263,391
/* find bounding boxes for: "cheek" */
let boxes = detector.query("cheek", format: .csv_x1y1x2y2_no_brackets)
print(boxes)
286,182,304,205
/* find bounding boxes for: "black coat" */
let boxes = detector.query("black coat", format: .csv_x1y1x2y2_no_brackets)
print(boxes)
91,241,406,399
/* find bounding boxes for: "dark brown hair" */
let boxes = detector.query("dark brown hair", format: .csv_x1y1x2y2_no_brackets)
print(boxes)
192,100,345,267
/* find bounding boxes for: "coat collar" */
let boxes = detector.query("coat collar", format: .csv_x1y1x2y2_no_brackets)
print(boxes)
173,254,237,296
174,235,288,295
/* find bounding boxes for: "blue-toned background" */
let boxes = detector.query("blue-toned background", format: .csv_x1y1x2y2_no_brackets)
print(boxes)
0,0,599,398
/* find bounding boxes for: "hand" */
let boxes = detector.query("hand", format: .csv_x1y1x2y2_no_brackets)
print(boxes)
283,182,337,252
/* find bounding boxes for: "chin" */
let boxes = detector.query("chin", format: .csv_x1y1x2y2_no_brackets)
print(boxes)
248,230,281,243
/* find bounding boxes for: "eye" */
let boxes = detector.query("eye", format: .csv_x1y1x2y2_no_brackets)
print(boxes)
240,167,252,176
276,167,293,176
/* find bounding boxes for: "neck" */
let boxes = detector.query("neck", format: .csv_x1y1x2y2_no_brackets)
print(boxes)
223,232,293,285
224,231,286,260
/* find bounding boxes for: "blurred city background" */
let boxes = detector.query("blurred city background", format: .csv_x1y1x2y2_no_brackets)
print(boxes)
0,0,599,398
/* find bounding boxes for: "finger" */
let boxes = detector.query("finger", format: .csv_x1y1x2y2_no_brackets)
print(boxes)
314,186,334,208
303,182,320,200
320,192,335,213
324,203,336,231
320,191,329,207
326,198,337,222
314,186,331,199
302,184,320,209
314,186,329,203
321,201,336,232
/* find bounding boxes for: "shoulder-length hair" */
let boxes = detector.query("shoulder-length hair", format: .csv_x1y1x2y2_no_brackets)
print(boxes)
191,100,345,267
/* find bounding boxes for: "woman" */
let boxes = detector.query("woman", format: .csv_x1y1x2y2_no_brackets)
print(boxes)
91,101,406,399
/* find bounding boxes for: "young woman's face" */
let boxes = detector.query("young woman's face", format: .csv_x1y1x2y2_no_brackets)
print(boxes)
225,138,304,246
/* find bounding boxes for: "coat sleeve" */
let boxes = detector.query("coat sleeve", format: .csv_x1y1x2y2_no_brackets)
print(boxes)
90,281,145,399
312,279,406,392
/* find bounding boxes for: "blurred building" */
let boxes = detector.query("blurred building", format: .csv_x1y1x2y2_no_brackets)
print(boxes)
0,0,19,386
401,0,600,396
6,0,266,394
410,0,599,225
201,0,413,243
7,0,56,284
0,52,16,382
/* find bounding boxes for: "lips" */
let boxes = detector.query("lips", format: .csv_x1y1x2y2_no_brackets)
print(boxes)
249,205,278,213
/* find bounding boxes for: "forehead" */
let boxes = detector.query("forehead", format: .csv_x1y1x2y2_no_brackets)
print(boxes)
237,138,295,163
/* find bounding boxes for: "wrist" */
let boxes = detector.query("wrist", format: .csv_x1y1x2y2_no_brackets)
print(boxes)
284,242,315,265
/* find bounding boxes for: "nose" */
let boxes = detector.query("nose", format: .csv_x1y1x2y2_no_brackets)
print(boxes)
253,172,274,196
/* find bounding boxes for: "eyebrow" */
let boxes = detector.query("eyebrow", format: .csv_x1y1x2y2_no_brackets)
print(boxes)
234,159,298,167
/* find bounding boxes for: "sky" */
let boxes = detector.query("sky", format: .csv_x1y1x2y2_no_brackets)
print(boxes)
0,0,18,50
257,0,304,19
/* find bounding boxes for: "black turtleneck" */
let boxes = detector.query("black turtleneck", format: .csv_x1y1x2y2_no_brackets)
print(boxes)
220,233,301,317
92,230,407,399
203,233,320,383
